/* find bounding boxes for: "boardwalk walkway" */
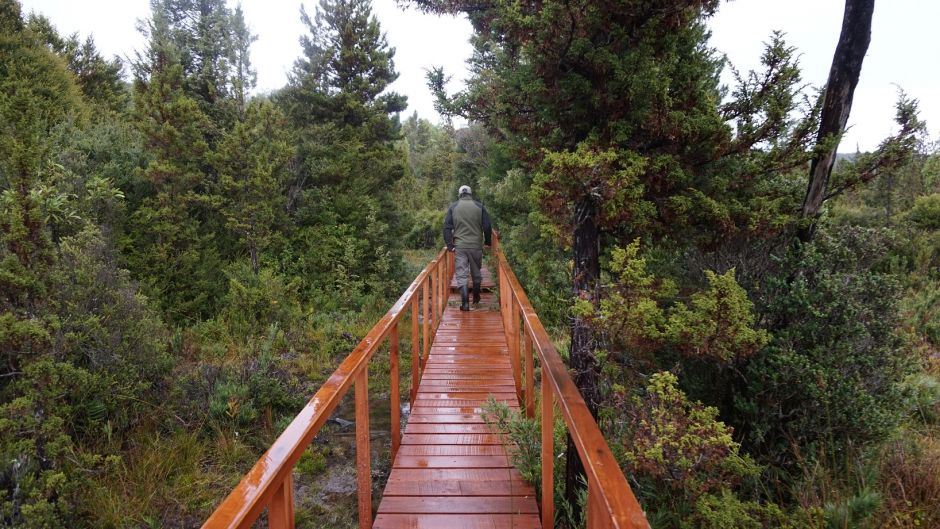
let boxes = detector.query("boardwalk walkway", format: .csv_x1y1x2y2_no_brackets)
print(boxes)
203,245,647,529
374,267,541,529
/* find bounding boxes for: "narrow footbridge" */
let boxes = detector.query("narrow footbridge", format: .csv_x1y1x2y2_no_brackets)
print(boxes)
202,235,649,529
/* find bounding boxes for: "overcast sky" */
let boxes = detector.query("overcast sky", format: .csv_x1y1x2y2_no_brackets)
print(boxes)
17,0,940,151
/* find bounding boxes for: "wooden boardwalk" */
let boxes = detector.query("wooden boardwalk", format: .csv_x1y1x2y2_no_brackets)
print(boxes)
374,283,541,529
203,244,647,529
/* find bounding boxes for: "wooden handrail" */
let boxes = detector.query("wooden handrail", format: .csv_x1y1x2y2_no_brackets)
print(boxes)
492,232,649,529
203,248,453,529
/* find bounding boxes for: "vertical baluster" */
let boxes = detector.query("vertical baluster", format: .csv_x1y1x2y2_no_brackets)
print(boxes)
439,257,446,316
510,298,522,402
423,278,430,364
437,259,443,319
447,248,454,287
429,263,436,331
541,380,554,529
268,473,294,529
355,368,371,529
411,297,419,404
499,262,509,343
434,260,441,321
390,323,400,463
524,330,535,418
437,260,443,322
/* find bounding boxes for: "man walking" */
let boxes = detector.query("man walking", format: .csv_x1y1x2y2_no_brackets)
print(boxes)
443,185,492,311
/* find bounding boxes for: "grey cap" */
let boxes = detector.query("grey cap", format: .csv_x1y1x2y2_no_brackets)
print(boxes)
458,185,472,195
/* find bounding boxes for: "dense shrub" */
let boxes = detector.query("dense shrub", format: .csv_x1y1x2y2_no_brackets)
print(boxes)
738,227,916,469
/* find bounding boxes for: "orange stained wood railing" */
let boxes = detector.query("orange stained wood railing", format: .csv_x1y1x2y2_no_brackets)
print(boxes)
202,248,455,529
492,232,650,529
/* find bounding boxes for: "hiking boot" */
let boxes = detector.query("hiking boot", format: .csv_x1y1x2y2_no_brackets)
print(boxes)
460,285,470,311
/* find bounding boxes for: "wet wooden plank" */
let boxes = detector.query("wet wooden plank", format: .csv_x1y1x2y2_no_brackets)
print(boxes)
382,480,535,497
374,514,539,529
405,423,496,434
421,373,516,380
387,468,525,482
378,497,539,514
400,433,504,445
396,445,510,456
375,268,540,528
407,414,488,424
410,406,516,414
413,398,517,407
415,388,516,394
393,455,512,469
415,392,518,400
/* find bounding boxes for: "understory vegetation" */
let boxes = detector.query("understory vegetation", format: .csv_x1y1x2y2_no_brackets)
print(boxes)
1,0,938,528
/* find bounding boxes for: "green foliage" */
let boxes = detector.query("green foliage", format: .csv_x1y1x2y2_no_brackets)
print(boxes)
907,193,940,230
615,372,759,501
219,261,303,341
533,143,654,238
126,10,225,322
26,13,128,114
0,226,169,527
823,489,882,529
739,227,916,468
900,373,940,425
691,489,805,529
480,397,542,485
214,100,293,272
296,444,328,475
279,0,409,301
480,396,586,528
665,270,769,363
591,239,767,365
1,360,88,526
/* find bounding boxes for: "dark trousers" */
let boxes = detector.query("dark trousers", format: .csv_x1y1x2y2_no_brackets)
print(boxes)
454,248,483,289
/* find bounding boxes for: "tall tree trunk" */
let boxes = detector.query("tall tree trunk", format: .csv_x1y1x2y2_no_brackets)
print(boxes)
250,244,259,275
565,197,601,517
798,0,875,242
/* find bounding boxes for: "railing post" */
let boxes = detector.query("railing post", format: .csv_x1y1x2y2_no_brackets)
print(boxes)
435,260,441,320
510,299,522,403
436,258,442,319
499,261,509,343
525,330,535,418
437,260,443,322
443,256,448,308
541,379,554,529
268,473,294,529
411,297,419,404
355,368,371,529
390,323,400,463
447,248,454,288
429,263,436,331
423,278,430,365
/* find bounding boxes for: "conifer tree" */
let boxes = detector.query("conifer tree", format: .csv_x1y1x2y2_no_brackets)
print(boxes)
214,100,292,274
230,5,257,115
280,0,408,301
25,14,128,113
409,0,820,510
126,5,223,322
0,0,86,381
